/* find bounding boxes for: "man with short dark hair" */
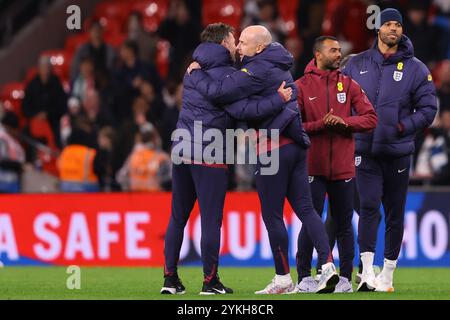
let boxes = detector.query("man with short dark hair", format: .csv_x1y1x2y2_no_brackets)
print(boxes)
343,8,437,292
161,22,292,295
188,25,340,294
200,23,235,44
294,36,377,293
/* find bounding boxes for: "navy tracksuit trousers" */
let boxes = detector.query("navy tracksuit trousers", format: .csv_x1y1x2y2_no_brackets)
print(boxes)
323,182,382,274
356,154,411,260
255,143,332,276
164,163,228,282
297,176,355,281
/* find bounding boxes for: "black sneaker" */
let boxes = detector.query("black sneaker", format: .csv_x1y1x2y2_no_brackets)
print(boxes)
160,274,186,294
200,277,233,295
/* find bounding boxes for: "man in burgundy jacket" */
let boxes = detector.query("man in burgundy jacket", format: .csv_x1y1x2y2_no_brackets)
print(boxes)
294,36,377,293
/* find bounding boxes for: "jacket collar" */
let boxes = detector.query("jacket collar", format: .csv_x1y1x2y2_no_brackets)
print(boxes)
370,34,415,65
193,42,233,70
241,42,293,71
304,59,341,79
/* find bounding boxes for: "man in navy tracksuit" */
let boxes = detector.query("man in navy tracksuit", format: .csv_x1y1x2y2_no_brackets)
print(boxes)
188,25,339,294
295,36,377,293
161,23,292,295
342,9,437,292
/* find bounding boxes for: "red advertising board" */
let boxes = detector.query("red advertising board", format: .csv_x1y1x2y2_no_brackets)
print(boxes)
2,192,447,267
0,193,293,266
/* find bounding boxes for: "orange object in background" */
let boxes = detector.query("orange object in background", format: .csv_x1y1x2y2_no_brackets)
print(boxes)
58,144,98,184
128,148,168,191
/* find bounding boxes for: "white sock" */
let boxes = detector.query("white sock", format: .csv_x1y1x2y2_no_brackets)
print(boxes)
360,252,375,276
275,273,292,285
380,258,397,283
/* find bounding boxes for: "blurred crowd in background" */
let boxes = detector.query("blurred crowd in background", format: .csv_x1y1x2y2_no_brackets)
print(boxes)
0,0,449,193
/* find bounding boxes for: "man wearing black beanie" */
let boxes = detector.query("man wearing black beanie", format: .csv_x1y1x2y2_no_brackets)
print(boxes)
342,8,437,292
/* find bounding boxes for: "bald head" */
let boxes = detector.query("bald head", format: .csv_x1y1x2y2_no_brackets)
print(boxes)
243,25,272,46
237,25,272,60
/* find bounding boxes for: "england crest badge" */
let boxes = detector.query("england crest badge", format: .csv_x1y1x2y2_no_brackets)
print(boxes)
355,156,361,167
393,71,403,81
337,92,346,103
308,176,314,183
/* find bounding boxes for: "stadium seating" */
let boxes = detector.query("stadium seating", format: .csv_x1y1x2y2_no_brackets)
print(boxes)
97,16,124,35
104,32,127,49
40,49,72,82
93,0,133,27
24,67,38,84
278,0,299,36
28,117,60,176
0,82,25,104
202,0,243,30
0,82,26,127
131,0,169,33
156,40,170,79
64,32,90,53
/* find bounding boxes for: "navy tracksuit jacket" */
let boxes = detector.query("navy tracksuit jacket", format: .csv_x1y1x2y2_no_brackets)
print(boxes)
164,42,287,281
342,35,437,260
189,42,333,276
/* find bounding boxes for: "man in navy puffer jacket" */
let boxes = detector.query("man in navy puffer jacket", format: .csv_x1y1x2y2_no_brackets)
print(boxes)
342,8,438,292
188,25,339,294
162,23,293,296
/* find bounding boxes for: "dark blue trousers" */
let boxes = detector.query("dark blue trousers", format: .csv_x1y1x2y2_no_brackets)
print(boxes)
298,176,355,280
255,143,332,276
164,163,228,282
356,154,410,260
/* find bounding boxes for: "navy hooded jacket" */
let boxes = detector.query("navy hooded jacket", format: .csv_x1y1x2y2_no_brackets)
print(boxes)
176,42,287,162
343,35,437,157
189,42,310,148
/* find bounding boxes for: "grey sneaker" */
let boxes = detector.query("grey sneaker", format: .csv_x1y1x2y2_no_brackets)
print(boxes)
296,276,318,293
334,277,353,293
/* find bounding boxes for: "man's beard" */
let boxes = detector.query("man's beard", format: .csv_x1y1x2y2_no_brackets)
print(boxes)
380,32,401,48
324,58,340,70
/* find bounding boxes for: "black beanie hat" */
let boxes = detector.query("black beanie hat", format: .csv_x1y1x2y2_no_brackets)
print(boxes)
377,8,403,29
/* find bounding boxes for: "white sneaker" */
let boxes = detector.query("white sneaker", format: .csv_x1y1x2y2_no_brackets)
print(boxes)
255,275,294,294
357,252,377,292
375,273,394,292
356,270,377,292
316,262,339,293
334,277,353,293
292,276,318,293
355,265,380,284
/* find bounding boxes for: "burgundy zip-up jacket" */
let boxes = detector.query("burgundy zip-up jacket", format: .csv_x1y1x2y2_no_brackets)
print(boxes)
295,59,377,180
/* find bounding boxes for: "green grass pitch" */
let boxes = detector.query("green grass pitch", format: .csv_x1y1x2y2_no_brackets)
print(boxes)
0,267,448,300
